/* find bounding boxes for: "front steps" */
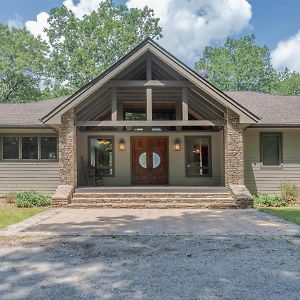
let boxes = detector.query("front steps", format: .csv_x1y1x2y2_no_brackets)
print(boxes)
69,191,236,209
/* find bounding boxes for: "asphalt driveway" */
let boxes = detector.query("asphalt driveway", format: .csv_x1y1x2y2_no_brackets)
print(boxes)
1,209,300,299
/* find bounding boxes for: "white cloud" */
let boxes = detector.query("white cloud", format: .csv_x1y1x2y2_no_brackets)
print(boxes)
271,30,300,72
63,0,102,19
8,14,24,29
25,0,103,42
25,12,50,41
127,0,252,64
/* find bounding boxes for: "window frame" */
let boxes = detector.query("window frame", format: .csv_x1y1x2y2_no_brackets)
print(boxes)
40,136,59,161
88,135,115,177
185,136,212,178
0,134,58,162
2,136,21,160
260,132,283,167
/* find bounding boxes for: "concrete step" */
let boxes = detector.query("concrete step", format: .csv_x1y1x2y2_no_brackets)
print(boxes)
67,202,237,209
72,197,233,204
73,192,231,199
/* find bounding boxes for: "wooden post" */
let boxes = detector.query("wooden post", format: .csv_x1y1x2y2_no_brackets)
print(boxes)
176,100,182,131
182,87,188,121
146,88,152,121
111,86,117,121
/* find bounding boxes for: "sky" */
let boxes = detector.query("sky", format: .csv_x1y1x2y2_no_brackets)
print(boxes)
1,0,300,71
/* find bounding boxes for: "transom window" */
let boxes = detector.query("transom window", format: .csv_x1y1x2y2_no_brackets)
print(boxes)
260,133,282,166
89,137,114,176
185,137,211,176
1,136,58,160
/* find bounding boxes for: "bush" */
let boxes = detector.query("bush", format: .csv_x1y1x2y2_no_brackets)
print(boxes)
15,191,52,208
5,192,17,204
254,193,287,208
280,182,299,204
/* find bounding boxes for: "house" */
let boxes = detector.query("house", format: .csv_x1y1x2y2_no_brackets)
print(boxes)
0,38,300,208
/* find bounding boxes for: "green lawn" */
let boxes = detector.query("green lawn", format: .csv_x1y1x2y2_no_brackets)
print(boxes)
0,206,47,229
259,206,300,225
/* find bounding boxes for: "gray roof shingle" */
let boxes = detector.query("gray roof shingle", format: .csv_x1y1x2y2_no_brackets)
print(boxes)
226,91,300,125
0,92,299,127
0,96,68,126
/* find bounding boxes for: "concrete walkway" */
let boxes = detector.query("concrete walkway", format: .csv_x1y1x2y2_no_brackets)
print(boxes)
2,208,300,236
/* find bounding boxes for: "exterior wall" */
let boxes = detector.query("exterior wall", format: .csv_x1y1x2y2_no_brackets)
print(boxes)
58,109,77,186
0,128,59,196
244,127,300,194
224,109,244,186
77,130,224,186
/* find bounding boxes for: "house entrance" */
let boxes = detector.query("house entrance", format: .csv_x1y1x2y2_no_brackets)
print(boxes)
132,137,168,185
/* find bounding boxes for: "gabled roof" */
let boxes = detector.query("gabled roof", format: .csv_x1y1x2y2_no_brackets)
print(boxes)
41,38,259,124
1,91,300,127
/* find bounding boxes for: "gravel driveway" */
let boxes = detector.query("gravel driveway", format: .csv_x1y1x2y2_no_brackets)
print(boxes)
0,209,300,299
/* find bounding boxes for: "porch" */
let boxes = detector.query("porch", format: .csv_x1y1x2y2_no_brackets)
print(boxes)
49,39,255,207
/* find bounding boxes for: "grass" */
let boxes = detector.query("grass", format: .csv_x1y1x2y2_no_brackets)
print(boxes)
259,206,300,225
0,206,47,229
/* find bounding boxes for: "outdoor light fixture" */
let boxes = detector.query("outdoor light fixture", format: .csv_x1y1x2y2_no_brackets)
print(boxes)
174,138,181,151
119,139,126,151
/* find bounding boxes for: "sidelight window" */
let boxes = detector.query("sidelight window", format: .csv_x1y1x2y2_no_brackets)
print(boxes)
90,137,114,176
185,137,211,176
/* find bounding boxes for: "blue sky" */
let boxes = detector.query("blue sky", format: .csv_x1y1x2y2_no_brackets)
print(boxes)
1,0,300,71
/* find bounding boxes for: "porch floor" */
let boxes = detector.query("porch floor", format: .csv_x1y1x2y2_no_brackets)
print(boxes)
75,186,228,194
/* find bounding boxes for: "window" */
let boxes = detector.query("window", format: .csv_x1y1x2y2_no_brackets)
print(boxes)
41,137,58,160
90,137,114,176
261,133,282,166
22,137,38,159
1,135,58,161
3,137,19,160
185,137,211,176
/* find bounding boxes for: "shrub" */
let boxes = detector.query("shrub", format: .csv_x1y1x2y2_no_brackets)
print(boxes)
280,182,299,204
5,192,17,204
253,193,287,208
15,191,52,208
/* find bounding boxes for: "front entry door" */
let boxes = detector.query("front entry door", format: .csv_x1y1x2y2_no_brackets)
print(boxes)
132,137,168,185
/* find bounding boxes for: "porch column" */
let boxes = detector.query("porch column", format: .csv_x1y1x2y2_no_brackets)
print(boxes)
224,108,244,186
58,108,77,187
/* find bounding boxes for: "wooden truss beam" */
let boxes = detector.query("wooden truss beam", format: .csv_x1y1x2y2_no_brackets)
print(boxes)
76,120,225,127
107,80,193,87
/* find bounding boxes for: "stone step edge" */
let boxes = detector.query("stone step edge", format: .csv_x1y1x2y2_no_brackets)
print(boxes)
67,204,237,209
72,197,234,203
73,193,231,198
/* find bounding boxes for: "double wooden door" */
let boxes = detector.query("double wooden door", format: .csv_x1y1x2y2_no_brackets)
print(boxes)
132,137,168,185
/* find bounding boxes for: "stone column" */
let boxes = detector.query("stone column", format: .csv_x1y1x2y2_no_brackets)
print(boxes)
58,108,77,187
224,109,244,186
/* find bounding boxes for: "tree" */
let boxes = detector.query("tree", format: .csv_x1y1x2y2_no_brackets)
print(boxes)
275,68,300,96
0,24,49,103
45,0,162,95
195,35,278,93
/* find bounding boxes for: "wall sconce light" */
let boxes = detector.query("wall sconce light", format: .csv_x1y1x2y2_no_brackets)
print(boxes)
119,139,126,151
174,138,181,151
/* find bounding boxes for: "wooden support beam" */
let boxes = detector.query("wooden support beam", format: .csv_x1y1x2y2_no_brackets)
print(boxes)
146,87,152,121
111,86,117,121
176,101,182,131
76,120,225,127
107,80,193,87
146,58,152,80
182,87,188,121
